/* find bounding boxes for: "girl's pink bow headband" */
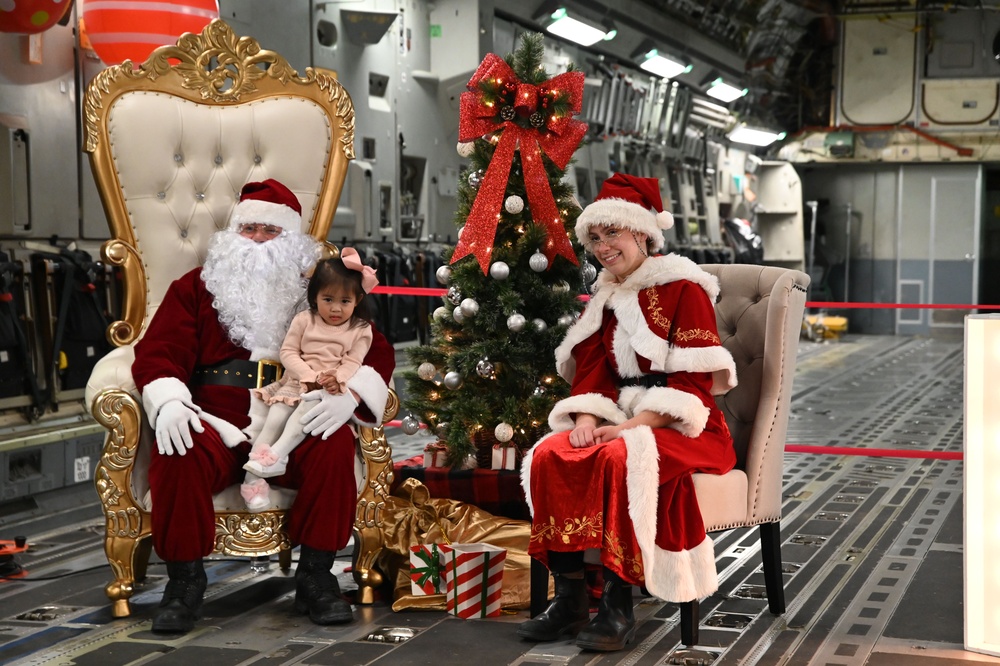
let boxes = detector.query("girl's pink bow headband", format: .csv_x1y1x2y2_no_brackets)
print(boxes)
340,247,379,293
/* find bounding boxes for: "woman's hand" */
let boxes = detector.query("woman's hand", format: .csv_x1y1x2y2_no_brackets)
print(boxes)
569,414,600,448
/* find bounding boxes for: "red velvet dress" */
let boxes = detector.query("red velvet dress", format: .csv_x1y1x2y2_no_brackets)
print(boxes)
523,254,736,602
132,268,394,562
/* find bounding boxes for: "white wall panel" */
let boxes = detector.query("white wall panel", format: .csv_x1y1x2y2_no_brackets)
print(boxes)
840,17,916,125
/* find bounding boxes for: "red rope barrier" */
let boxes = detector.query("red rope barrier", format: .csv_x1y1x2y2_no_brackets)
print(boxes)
786,444,962,460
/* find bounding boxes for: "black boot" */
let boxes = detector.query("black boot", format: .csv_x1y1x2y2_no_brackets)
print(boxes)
152,560,207,634
575,569,636,651
293,546,353,625
516,572,590,641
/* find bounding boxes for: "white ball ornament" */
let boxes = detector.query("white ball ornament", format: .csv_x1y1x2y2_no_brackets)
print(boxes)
436,265,452,285
489,261,510,281
558,314,574,327
453,306,465,323
417,363,437,380
532,318,548,332
507,313,526,332
460,298,479,317
529,250,548,272
443,371,463,390
504,195,524,214
457,225,465,240
494,422,514,443
401,414,421,435
433,306,448,321
457,141,475,158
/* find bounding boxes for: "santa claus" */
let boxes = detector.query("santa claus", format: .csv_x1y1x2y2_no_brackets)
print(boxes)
132,179,394,634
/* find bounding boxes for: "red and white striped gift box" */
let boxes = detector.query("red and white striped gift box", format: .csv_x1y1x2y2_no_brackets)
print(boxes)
441,543,506,619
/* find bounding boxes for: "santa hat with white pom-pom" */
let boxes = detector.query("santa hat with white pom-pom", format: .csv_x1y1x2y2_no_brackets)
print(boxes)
574,173,674,253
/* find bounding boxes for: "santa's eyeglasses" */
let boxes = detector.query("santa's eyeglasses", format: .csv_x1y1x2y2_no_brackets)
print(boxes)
237,223,283,237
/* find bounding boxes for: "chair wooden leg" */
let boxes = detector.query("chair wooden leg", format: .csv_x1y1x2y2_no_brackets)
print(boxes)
530,557,549,617
759,521,786,614
679,599,699,646
278,547,292,571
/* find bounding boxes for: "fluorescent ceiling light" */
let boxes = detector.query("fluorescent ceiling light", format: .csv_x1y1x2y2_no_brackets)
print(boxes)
706,77,748,103
728,126,786,147
546,8,613,46
639,50,692,79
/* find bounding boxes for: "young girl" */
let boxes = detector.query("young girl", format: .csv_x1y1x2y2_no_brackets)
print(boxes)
240,247,378,512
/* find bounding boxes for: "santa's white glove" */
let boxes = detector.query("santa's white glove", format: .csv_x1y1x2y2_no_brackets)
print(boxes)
299,390,358,440
155,399,204,456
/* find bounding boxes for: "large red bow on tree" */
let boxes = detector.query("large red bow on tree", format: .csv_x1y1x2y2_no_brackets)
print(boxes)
452,53,588,273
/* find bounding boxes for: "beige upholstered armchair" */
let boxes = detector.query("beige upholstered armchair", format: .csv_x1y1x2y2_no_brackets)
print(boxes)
528,264,809,649
82,20,397,618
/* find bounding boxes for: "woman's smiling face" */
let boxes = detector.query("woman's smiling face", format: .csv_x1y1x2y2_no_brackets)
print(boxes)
585,225,649,279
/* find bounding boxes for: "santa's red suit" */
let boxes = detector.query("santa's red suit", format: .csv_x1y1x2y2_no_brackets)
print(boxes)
132,268,394,562
522,253,737,603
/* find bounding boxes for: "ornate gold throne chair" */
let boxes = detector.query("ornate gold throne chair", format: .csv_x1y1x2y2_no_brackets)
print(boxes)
82,19,397,618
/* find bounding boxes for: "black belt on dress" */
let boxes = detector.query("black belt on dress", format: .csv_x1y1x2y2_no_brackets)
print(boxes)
191,359,282,390
619,374,668,389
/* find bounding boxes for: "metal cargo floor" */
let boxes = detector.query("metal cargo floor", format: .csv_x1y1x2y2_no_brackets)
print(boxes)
1,334,995,666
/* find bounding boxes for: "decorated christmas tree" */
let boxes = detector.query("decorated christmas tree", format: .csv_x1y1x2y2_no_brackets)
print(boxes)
401,34,594,468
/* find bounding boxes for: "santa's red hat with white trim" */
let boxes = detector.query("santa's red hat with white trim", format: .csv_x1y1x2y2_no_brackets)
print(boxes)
229,179,303,232
575,173,674,253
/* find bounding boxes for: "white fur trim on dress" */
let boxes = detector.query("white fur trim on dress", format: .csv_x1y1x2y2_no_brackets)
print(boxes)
548,393,627,432
628,386,710,438
622,425,718,602
345,365,388,427
142,376,194,426
664,346,738,394
229,199,302,232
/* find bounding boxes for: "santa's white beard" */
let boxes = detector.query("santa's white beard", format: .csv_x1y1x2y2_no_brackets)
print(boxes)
202,229,322,360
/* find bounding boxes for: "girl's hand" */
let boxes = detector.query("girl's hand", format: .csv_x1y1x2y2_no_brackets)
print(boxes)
303,381,322,392
569,414,600,448
593,423,624,444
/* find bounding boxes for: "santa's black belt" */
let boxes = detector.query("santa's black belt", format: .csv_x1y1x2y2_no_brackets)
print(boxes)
619,374,668,389
191,359,283,390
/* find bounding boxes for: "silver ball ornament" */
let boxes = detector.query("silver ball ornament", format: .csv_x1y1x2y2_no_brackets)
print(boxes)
417,362,437,380
529,251,549,272
436,422,449,436
452,306,465,323
582,262,598,283
460,298,479,317
552,280,570,294
447,286,462,305
457,141,474,158
494,422,514,443
436,265,452,285
476,358,495,378
489,261,510,281
532,318,548,332
467,169,483,190
558,314,574,327
433,306,448,321
443,371,463,390
504,195,524,214
533,384,547,396
507,313,526,332
457,225,465,240
401,414,421,435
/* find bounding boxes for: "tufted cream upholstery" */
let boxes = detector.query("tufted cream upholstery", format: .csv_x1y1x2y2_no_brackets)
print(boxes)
81,20,397,619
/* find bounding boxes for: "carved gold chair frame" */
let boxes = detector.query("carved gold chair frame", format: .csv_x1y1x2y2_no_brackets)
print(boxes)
83,19,396,618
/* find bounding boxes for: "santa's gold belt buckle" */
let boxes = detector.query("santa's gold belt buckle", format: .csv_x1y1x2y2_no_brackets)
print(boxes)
257,360,283,389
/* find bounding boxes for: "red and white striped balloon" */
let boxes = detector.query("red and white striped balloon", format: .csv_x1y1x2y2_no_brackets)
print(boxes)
81,0,218,67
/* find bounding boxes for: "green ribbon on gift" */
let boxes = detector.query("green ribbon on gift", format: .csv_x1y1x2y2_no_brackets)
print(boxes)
412,544,443,589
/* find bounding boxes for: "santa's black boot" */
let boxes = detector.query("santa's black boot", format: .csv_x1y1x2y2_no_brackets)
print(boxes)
516,571,590,641
575,569,637,651
294,546,353,625
152,560,207,634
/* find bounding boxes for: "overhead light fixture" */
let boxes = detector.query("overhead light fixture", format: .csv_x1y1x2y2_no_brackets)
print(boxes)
727,125,786,147
545,7,615,46
601,17,617,41
706,77,748,103
638,49,692,79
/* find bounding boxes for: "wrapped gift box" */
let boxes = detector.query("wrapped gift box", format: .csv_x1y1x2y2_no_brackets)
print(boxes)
441,543,506,618
423,442,448,468
490,443,516,470
409,543,447,595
